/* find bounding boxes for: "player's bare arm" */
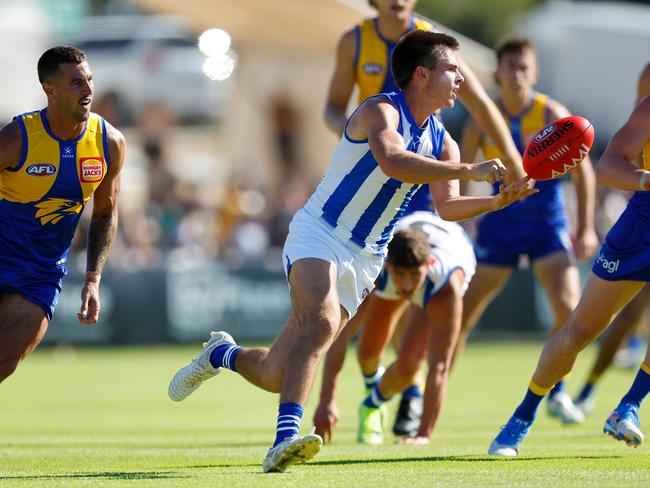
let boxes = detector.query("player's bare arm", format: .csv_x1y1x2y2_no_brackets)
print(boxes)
348,98,506,183
431,133,537,221
456,53,525,180
548,100,598,259
637,63,650,102
596,96,650,191
0,120,24,171
324,29,357,136
78,123,126,324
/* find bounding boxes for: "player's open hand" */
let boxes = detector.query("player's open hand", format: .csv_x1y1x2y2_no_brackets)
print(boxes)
78,281,101,324
313,400,339,444
397,435,430,445
494,176,539,210
469,158,507,184
573,227,599,261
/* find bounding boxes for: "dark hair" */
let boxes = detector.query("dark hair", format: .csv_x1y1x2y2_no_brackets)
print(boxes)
496,38,536,64
368,0,378,7
386,229,430,268
37,46,87,83
391,30,459,90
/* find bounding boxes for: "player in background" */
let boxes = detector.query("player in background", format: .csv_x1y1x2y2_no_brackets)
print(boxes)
488,92,650,457
456,38,597,424
0,46,126,384
319,0,527,437
314,212,477,445
573,63,650,416
168,31,534,473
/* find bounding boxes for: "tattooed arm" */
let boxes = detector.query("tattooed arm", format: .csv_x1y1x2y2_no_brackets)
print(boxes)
78,122,126,324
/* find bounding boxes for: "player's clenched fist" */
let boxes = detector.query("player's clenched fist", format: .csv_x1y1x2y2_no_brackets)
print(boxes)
468,158,507,184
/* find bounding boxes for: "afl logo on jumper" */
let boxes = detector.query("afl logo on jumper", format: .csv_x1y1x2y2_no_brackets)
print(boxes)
25,163,56,176
26,163,56,176
80,157,104,183
363,63,383,75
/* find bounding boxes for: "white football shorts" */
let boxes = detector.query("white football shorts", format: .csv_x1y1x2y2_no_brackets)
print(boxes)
282,208,383,318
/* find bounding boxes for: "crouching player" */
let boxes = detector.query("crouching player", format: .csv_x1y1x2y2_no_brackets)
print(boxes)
314,210,476,444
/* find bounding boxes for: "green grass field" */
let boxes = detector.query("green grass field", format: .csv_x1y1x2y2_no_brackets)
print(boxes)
1,340,649,487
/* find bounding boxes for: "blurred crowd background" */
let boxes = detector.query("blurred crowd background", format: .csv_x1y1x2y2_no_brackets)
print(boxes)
2,0,650,342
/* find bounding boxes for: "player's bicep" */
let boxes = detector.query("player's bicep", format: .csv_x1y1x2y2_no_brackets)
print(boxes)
364,101,403,161
93,126,126,214
0,120,24,171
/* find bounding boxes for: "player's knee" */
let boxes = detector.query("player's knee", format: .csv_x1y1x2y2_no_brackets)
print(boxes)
563,322,596,352
302,315,340,349
0,355,21,382
428,359,450,380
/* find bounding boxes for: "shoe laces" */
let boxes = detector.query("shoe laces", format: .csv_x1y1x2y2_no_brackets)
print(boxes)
499,418,531,443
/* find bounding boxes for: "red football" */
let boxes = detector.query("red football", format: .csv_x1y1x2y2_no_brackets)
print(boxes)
523,115,594,180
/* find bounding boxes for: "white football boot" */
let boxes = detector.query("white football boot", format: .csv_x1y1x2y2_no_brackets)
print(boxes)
168,331,236,401
547,391,585,424
262,434,323,473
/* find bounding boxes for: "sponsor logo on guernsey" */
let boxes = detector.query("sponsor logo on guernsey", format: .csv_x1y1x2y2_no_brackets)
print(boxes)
362,63,383,75
79,157,104,183
596,253,620,274
361,288,370,300
26,163,56,176
62,145,75,158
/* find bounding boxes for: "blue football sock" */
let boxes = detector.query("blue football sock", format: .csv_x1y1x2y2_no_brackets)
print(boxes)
577,382,595,402
363,384,390,409
548,380,565,399
513,388,546,422
209,343,242,371
401,384,423,399
619,362,650,409
273,402,303,447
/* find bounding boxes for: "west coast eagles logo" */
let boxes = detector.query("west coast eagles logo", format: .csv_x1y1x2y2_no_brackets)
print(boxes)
35,198,83,225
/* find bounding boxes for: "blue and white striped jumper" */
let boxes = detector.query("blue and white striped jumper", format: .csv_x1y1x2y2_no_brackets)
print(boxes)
304,91,446,256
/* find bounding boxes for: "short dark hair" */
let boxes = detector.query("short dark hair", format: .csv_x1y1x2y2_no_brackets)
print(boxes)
37,46,87,83
386,229,430,268
391,30,459,90
496,38,536,64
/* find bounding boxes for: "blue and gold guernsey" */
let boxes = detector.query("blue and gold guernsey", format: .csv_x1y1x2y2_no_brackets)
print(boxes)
353,14,435,215
474,91,571,266
594,141,650,281
0,109,109,318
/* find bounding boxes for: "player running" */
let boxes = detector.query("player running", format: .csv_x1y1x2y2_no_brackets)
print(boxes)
457,38,597,424
320,0,527,437
489,92,650,457
0,46,125,384
573,63,650,416
168,31,534,473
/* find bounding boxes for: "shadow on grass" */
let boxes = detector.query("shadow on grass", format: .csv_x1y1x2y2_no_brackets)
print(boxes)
311,454,626,466
174,453,624,470
0,471,187,481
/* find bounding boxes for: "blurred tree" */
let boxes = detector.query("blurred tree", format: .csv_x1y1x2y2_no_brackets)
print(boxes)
417,0,543,47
